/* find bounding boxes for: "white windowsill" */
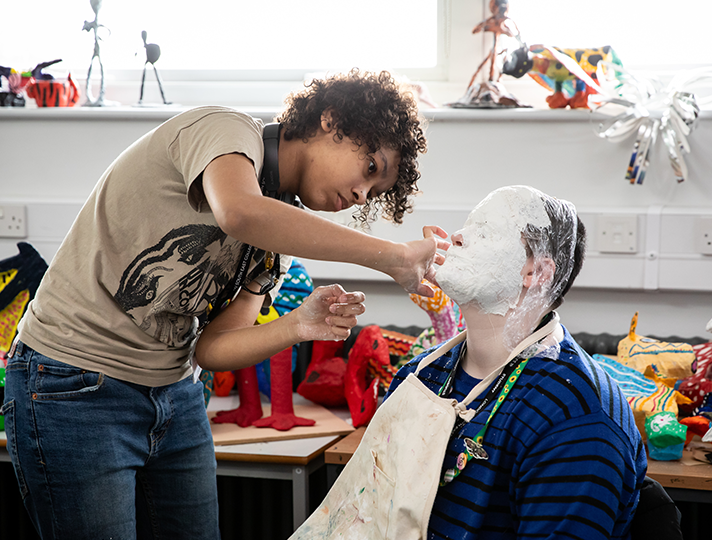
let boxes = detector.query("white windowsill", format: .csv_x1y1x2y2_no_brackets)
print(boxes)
3,105,711,124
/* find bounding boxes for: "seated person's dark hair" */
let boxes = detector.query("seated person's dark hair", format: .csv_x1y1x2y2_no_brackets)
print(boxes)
522,198,587,310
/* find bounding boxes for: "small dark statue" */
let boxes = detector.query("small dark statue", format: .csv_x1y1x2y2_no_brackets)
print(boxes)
82,0,109,106
138,31,171,105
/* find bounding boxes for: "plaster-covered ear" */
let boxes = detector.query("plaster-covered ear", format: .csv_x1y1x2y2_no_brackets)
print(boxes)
535,258,556,287
522,257,556,289
521,257,535,289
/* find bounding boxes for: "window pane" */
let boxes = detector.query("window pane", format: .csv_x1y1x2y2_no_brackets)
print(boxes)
508,0,712,69
1,0,437,74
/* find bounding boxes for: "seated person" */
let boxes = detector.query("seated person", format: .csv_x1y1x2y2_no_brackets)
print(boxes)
386,185,647,539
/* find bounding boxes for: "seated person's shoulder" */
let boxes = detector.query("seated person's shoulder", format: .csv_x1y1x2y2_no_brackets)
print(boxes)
527,330,641,443
524,330,629,419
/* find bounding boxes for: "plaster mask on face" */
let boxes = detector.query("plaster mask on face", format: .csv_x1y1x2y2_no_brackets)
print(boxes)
436,186,550,315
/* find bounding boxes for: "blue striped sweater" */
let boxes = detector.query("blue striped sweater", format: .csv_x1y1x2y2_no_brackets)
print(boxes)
385,325,647,540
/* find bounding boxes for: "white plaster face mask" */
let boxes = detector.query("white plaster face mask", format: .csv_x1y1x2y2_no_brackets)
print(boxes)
436,186,550,316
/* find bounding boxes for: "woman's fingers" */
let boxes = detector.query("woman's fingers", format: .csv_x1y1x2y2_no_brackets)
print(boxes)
423,225,451,250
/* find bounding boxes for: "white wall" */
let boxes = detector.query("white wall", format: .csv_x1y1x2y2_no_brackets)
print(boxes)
2,106,712,339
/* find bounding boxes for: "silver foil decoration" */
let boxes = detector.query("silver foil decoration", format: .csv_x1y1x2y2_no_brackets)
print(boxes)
588,64,711,184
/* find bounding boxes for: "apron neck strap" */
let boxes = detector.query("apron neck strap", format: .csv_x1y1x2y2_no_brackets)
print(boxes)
415,330,467,376
414,312,561,409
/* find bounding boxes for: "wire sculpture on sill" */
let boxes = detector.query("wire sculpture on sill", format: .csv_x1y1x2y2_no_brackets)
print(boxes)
82,0,109,107
138,30,172,106
448,0,530,109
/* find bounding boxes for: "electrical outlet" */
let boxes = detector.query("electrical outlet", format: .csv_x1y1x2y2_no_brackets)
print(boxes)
597,214,638,253
695,216,712,255
0,205,27,238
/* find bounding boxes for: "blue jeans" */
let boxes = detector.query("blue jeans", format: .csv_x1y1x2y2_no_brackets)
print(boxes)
2,341,221,540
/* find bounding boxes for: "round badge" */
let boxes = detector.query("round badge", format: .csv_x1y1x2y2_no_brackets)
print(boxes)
457,452,468,470
443,469,456,483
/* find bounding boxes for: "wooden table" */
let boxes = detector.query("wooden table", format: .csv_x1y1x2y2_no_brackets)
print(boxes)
324,427,712,504
645,454,712,503
324,426,366,465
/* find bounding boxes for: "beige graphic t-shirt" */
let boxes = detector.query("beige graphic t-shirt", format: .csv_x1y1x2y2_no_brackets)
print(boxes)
19,106,289,387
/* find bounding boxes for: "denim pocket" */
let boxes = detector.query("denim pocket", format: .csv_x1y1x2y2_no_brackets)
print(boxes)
32,360,104,400
0,399,29,498
5,349,28,373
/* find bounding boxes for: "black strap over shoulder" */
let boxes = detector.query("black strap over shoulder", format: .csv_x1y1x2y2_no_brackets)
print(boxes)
201,122,301,327
261,122,280,198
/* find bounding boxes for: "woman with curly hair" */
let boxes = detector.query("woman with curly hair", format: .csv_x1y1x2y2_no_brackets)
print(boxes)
4,69,445,539
278,69,426,225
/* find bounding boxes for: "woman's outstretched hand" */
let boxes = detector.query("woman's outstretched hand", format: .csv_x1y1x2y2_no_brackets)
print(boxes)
389,225,450,297
293,284,366,342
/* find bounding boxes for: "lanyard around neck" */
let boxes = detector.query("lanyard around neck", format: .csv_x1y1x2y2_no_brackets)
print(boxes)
440,354,529,485
439,343,524,430
422,312,560,485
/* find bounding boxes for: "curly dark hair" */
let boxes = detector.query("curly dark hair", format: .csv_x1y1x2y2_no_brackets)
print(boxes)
276,69,427,224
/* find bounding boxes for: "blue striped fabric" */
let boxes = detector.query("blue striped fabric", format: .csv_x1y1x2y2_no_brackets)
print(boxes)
385,325,647,540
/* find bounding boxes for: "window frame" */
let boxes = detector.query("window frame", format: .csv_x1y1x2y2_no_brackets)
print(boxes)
47,0,453,84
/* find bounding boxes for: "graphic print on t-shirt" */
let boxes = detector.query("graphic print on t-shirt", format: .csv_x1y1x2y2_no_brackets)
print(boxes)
114,224,241,347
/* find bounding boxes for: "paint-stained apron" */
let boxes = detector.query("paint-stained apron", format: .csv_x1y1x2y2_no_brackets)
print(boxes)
290,314,560,540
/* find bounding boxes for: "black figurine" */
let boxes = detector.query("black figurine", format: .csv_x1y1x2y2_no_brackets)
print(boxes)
138,31,171,105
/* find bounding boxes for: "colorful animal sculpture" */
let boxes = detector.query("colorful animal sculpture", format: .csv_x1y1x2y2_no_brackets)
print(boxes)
592,353,691,443
503,43,622,109
24,59,80,108
402,282,465,363
296,327,417,423
1,59,77,107
645,411,687,460
617,312,695,380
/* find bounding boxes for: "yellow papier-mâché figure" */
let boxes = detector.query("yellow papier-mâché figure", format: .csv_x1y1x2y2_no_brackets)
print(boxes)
617,312,695,380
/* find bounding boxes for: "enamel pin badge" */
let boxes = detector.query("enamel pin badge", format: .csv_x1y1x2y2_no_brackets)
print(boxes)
464,437,489,460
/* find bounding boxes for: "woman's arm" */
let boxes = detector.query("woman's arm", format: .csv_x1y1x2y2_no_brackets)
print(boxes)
194,283,365,372
201,153,448,296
